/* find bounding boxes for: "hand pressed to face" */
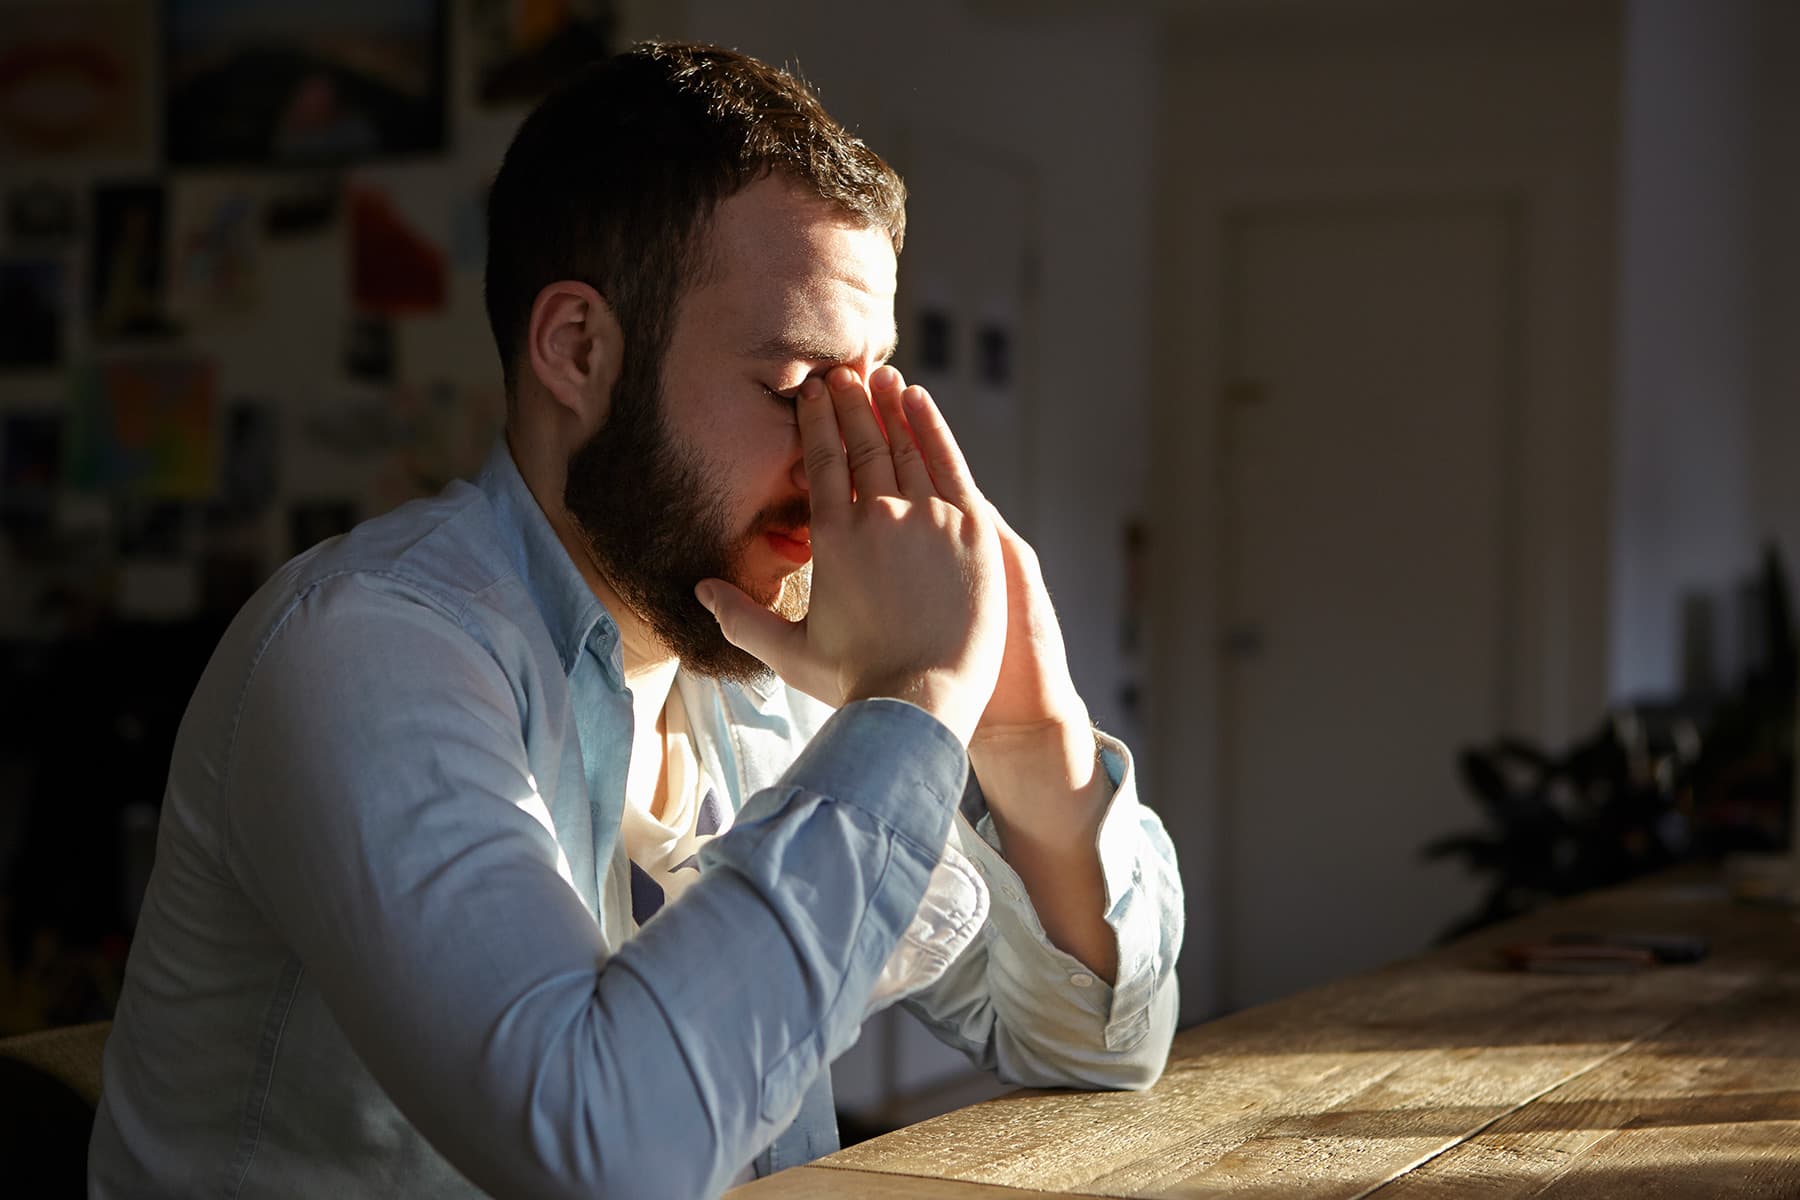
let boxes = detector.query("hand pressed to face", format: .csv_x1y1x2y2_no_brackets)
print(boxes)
695,366,1006,745
874,367,1091,743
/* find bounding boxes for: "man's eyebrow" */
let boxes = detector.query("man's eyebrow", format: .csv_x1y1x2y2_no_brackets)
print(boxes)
751,331,900,367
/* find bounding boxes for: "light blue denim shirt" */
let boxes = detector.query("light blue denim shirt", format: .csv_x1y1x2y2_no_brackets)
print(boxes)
89,441,1183,1199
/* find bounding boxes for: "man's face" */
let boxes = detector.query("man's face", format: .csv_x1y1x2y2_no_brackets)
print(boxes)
564,173,899,680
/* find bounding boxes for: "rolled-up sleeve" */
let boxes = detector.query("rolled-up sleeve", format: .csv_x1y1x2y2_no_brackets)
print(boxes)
900,731,1183,1090
226,574,968,1199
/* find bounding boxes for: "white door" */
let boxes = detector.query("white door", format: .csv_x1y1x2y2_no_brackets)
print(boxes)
1221,200,1516,1009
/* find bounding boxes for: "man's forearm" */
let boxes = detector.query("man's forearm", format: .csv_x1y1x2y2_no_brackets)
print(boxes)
969,716,1119,984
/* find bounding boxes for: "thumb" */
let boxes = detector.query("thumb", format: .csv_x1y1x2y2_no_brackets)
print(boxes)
695,579,803,668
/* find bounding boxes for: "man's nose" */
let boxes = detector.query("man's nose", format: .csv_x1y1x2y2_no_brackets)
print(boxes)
791,458,809,491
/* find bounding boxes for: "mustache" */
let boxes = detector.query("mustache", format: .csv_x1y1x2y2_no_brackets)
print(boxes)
746,495,812,538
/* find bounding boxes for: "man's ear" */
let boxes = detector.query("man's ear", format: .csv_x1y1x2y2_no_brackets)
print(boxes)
524,280,623,436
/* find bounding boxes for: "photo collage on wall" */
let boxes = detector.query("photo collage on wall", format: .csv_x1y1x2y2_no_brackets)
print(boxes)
0,0,616,631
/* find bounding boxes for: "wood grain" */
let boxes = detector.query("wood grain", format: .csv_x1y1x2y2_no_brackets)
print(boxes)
762,872,1800,1198
726,1164,1101,1197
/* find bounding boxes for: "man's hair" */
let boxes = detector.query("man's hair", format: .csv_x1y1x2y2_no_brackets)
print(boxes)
484,41,907,401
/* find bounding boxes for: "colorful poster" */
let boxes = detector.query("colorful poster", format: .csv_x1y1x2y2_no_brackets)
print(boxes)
165,0,446,167
68,357,218,499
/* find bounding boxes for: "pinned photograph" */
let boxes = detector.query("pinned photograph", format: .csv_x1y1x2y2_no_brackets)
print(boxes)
345,313,396,381
0,258,66,369
6,180,79,244
289,499,358,556
350,182,447,315
0,411,63,536
214,402,279,520
165,0,447,167
472,0,615,107
90,181,180,341
0,1,154,161
265,173,342,238
171,179,263,322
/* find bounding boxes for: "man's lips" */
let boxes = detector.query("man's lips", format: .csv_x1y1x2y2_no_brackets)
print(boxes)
764,529,812,565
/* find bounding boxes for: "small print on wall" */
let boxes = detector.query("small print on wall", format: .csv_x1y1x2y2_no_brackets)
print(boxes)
0,2,155,161
0,258,66,369
471,0,615,107
0,412,63,538
6,181,79,246
350,183,447,315
90,181,180,342
170,179,263,323
165,0,447,168
289,499,358,556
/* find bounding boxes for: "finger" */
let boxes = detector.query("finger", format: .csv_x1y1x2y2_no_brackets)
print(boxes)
796,376,851,515
829,366,899,499
902,385,982,510
871,366,935,500
696,579,804,669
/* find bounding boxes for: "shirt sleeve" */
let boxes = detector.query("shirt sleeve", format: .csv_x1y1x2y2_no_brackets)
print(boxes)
899,731,1184,1090
225,575,966,1200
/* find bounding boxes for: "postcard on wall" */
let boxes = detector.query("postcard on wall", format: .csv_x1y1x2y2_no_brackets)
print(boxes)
471,0,615,107
67,356,218,499
0,258,66,369
0,411,63,536
170,178,263,323
90,181,179,342
0,1,155,161
6,180,79,245
165,0,447,168
349,181,448,315
265,173,343,238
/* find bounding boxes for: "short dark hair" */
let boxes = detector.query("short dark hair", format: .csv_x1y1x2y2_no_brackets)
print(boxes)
484,41,907,401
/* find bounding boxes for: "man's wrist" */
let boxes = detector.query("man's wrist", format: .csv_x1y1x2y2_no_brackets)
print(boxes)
970,713,1098,787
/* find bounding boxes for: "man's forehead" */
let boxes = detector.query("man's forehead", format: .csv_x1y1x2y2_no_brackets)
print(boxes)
750,323,900,368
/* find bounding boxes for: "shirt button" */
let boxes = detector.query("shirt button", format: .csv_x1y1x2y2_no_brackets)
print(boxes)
1069,972,1095,988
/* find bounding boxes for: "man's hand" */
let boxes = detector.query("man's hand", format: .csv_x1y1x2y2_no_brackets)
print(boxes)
871,369,1117,982
695,366,1006,745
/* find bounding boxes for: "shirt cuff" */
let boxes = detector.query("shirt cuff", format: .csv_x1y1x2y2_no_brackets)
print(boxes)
771,697,970,860
963,730,1162,1051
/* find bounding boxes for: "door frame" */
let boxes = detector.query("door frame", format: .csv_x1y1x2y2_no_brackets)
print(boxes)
1149,160,1614,1021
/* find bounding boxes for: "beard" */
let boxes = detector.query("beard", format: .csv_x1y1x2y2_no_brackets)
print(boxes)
562,354,811,683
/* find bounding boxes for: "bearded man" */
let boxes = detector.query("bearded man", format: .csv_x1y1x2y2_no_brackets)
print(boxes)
89,42,1182,1199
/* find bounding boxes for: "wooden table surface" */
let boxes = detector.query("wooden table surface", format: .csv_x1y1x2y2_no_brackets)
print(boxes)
730,868,1800,1197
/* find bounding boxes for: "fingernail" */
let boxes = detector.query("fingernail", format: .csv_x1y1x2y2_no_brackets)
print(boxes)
828,365,858,390
871,364,899,390
693,583,716,613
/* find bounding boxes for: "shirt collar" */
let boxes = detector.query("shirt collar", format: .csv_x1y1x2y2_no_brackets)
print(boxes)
474,437,624,688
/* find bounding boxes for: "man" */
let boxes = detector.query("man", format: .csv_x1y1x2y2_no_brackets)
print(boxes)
90,42,1182,1198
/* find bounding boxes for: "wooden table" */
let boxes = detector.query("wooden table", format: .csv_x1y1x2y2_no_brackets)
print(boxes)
730,868,1800,1197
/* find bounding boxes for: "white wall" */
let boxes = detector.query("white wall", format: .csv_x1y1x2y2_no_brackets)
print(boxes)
1152,2,1622,1019
1608,0,1761,703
